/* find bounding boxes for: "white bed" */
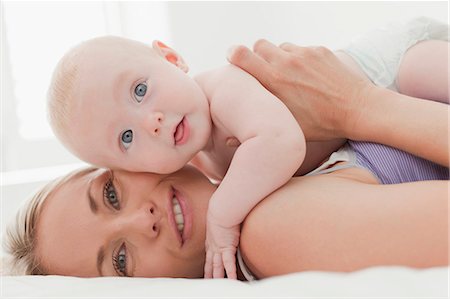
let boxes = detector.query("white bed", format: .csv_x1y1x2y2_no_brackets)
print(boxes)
2,266,448,298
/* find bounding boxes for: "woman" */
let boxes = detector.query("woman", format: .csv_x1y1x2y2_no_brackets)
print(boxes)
3,18,449,279
2,161,447,280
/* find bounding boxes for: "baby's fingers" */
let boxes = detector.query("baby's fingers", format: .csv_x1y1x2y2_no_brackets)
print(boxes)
212,253,225,278
204,250,213,278
223,251,237,280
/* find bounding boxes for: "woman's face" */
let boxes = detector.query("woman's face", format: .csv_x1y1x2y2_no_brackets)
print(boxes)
36,165,215,278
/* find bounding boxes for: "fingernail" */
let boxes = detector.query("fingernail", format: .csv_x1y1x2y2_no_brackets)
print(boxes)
226,45,238,61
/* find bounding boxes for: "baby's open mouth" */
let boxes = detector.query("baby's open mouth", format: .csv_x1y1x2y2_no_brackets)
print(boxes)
173,117,189,145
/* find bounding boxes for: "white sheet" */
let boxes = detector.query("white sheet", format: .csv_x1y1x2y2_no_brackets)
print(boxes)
2,266,448,298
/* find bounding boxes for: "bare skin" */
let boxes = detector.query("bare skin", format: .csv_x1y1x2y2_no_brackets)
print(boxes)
37,39,450,276
37,32,448,280
228,39,449,166
227,38,449,278
240,166,448,278
35,164,448,280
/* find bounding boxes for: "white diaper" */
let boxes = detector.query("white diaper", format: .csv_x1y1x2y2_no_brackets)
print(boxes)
341,17,449,91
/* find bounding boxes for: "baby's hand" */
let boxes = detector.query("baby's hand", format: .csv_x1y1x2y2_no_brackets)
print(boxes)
204,213,240,279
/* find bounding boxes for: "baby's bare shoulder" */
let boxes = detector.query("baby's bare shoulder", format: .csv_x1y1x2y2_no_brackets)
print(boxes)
195,65,257,98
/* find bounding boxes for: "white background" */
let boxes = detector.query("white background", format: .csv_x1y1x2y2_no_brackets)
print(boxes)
1,1,448,229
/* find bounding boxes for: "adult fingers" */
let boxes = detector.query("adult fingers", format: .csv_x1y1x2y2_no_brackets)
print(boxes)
204,250,213,278
253,39,282,63
212,253,225,278
280,43,334,59
227,44,275,88
279,42,303,53
279,42,320,58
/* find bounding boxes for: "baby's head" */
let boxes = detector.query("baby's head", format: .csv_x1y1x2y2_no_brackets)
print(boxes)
48,36,211,173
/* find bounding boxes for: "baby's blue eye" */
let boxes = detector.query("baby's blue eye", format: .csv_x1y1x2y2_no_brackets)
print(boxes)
121,130,133,149
134,83,147,103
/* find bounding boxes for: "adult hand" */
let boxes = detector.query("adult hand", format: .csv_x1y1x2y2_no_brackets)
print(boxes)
227,39,373,141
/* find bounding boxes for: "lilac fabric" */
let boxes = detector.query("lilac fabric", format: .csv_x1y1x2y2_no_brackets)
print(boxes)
348,140,449,184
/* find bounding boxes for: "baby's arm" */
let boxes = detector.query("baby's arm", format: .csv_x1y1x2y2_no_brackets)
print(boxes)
207,65,305,226
203,65,305,278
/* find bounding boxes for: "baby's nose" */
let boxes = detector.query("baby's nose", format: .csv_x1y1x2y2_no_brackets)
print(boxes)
143,112,164,137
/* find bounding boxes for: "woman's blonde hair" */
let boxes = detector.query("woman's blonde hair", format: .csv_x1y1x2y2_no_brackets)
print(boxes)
2,166,97,275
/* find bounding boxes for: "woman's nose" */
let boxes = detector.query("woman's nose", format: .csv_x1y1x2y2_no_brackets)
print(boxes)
142,112,165,137
115,204,161,238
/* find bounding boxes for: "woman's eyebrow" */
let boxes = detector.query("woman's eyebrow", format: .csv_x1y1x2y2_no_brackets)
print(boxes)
87,178,98,214
97,246,105,276
86,177,106,276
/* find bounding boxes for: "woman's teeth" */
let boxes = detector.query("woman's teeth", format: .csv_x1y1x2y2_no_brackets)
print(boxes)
172,197,185,233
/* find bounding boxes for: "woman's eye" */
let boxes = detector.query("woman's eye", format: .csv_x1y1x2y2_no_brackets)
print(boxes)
104,179,120,210
113,244,127,276
134,82,147,103
121,130,133,149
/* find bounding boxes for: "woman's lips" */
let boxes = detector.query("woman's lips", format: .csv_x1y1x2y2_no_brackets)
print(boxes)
167,187,192,247
174,117,190,146
173,188,192,244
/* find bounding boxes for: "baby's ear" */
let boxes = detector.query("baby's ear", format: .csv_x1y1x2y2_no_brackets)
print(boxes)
152,40,189,73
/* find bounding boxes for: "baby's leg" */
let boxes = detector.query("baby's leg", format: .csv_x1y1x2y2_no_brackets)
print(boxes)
341,17,448,96
397,40,449,104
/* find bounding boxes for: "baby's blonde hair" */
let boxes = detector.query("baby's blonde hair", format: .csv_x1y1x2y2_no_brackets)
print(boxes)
46,43,85,146
1,167,97,275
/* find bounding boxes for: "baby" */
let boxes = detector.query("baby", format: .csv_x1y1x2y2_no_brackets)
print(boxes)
47,36,316,279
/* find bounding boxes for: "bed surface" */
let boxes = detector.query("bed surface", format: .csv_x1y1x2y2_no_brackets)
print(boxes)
2,266,448,298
